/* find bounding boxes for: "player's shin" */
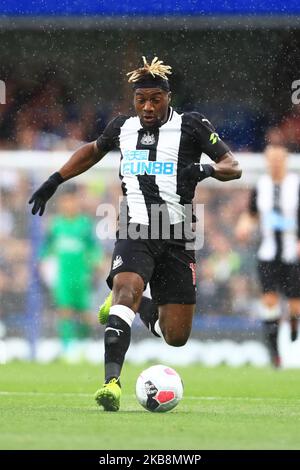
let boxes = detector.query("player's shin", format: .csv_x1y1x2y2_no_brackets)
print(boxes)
290,316,299,342
258,302,281,367
104,305,135,382
288,303,300,342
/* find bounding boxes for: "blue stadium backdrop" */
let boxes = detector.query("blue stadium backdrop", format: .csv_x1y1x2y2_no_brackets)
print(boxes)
1,0,300,16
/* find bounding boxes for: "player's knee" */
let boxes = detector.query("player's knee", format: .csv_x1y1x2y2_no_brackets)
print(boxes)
112,279,142,309
262,293,279,308
164,331,189,347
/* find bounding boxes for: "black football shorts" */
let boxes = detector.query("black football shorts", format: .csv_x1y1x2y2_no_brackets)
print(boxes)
107,235,196,305
257,260,300,298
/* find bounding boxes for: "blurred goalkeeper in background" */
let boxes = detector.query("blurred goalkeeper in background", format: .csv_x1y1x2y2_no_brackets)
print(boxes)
40,186,102,351
29,56,241,411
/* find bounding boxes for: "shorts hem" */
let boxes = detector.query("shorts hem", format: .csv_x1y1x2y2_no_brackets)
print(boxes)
153,298,196,306
107,268,148,290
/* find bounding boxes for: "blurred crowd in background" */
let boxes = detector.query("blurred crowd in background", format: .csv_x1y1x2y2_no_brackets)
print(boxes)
0,170,259,343
0,74,110,152
1,28,300,344
1,72,300,153
1,29,300,152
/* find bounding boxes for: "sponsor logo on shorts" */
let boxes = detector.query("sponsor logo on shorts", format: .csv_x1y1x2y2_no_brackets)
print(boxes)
112,255,123,270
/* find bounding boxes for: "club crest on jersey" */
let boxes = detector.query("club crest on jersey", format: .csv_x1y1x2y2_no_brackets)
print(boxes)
141,132,156,145
121,150,174,176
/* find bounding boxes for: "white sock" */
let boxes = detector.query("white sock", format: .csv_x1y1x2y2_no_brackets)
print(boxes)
258,303,281,321
109,305,135,327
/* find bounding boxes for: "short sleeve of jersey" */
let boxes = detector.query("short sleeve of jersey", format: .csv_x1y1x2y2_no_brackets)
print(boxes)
96,115,128,153
249,187,258,215
186,112,230,162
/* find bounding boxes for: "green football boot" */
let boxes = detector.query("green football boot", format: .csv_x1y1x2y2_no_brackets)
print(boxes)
98,291,112,325
94,378,121,412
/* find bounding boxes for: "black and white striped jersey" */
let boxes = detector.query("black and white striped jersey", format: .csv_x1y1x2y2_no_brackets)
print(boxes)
97,107,229,226
250,173,300,263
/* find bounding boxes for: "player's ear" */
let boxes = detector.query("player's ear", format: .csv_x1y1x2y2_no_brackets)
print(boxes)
168,92,172,103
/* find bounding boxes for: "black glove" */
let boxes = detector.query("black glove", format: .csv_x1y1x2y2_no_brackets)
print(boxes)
179,163,215,202
180,163,215,184
29,172,64,216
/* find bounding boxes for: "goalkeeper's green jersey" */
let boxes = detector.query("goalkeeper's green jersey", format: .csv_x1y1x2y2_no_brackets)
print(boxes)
41,215,101,310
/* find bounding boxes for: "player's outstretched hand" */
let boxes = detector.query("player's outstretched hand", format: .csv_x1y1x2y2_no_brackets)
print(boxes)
29,172,64,216
179,163,215,201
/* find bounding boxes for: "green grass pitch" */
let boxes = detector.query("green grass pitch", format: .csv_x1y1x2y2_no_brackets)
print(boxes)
1,362,300,450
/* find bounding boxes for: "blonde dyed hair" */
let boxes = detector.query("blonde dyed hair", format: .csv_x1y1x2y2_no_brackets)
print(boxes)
127,56,172,83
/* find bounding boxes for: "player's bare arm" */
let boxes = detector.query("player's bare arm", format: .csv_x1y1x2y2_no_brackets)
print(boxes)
235,212,258,242
235,183,259,242
58,141,106,180
29,141,107,215
212,151,242,181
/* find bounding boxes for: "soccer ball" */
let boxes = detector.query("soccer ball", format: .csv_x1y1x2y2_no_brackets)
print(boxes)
136,364,183,412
